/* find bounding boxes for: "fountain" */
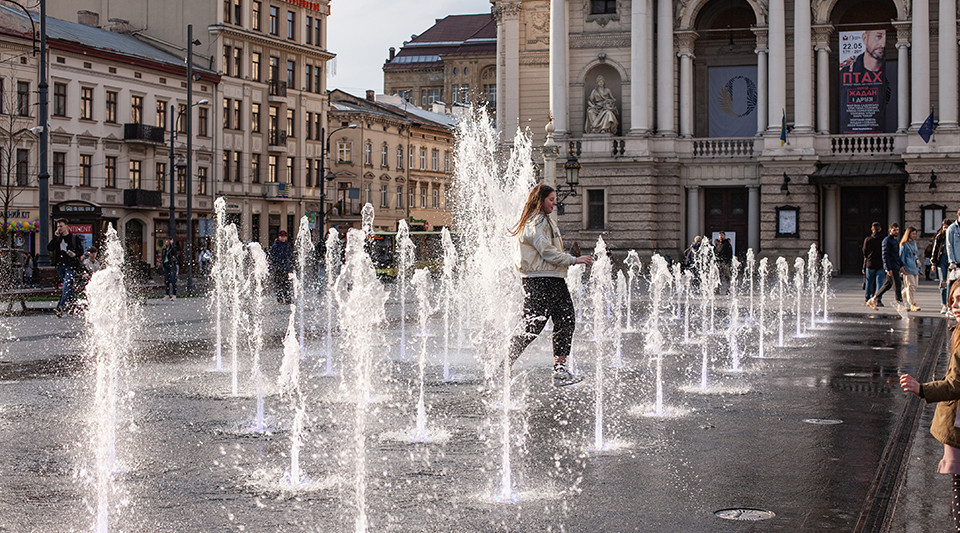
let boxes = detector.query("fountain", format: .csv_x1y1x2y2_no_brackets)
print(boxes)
727,257,742,371
412,269,435,440
682,270,693,344
647,254,672,416
672,262,683,321
624,250,641,331
794,257,805,338
757,257,769,358
807,244,819,329
589,237,613,450
212,197,227,371
395,220,415,360
277,271,306,487
821,255,833,323
321,229,342,376
776,257,788,347
225,225,245,396
746,248,755,320
295,215,315,358
245,242,269,430
440,228,458,380
612,271,626,369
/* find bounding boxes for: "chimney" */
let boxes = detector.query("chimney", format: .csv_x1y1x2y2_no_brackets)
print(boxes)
104,18,135,34
388,47,396,61
77,10,99,27
366,90,375,102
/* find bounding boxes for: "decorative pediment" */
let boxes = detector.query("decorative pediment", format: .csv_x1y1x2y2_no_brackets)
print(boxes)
362,171,376,179
379,173,392,181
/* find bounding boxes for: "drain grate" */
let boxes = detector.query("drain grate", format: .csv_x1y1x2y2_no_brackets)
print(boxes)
802,418,843,425
714,508,776,521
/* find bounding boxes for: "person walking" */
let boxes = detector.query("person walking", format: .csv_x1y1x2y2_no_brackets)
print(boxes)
160,238,180,300
900,282,960,532
947,208,960,293
505,184,592,387
269,230,293,304
934,219,952,314
714,232,733,294
868,223,904,312
899,226,921,311
46,218,84,317
862,222,886,306
198,245,213,276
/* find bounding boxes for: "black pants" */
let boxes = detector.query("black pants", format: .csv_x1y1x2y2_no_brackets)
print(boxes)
508,277,576,363
873,270,903,303
274,271,292,303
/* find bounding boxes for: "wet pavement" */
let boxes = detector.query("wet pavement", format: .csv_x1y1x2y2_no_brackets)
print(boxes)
0,275,952,532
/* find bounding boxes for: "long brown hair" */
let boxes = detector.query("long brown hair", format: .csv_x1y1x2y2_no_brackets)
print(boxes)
509,183,555,236
950,282,960,348
899,226,917,247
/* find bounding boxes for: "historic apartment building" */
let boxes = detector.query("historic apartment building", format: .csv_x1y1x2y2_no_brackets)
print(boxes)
383,14,497,113
327,89,456,233
47,0,334,245
0,6,218,267
491,0,959,274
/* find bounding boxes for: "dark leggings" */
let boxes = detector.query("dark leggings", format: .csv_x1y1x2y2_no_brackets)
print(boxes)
508,277,576,364
873,271,903,303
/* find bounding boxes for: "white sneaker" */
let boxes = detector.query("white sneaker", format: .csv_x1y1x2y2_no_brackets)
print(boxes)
552,366,584,387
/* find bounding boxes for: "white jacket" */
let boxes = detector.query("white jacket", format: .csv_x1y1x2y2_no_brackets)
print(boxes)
515,214,575,278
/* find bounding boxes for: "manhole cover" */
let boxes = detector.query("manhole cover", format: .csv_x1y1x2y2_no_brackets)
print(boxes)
715,508,776,521
802,418,843,425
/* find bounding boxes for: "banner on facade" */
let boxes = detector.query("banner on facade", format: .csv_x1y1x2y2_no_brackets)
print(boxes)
839,29,895,133
708,66,758,138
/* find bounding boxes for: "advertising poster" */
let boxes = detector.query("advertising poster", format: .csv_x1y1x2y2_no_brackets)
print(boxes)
708,65,759,137
68,224,93,251
839,29,894,133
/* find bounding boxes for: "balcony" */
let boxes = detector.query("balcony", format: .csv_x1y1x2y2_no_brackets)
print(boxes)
821,134,903,157
268,129,288,148
691,137,757,158
268,80,287,99
123,188,163,207
123,123,165,144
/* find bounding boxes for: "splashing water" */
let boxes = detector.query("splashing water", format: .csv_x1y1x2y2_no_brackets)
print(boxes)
776,257,788,347
794,257,805,338
245,243,269,430
212,197,228,370
647,254,672,414
321,229,341,376
395,220,416,361
757,258,769,358
278,269,307,487
746,249,755,319
412,269,433,440
727,257,742,370
361,203,375,235
682,270,693,344
807,244,819,329
624,250,641,331
440,228,458,380
590,237,613,449
224,225,245,396
672,263,683,321
821,255,833,323
295,216,315,358
612,271,625,369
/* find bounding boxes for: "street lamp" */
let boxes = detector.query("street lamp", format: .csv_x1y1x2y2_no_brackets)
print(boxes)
556,143,581,216
168,97,208,271
318,123,356,236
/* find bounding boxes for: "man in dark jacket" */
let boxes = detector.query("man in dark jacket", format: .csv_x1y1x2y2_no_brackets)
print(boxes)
868,223,903,311
160,239,180,300
269,230,293,304
47,218,85,316
715,232,733,294
862,222,886,306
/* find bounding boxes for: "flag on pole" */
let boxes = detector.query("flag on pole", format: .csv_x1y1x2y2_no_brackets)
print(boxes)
780,109,787,146
919,108,936,143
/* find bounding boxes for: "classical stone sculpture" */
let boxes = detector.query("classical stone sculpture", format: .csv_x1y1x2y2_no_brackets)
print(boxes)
584,75,619,134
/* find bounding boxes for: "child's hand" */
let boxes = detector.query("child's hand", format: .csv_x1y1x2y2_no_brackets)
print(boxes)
900,374,921,397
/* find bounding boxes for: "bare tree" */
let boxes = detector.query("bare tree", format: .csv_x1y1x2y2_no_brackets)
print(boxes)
0,65,36,288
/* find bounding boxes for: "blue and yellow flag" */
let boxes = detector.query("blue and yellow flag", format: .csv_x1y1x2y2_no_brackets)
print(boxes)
919,108,936,143
780,109,787,146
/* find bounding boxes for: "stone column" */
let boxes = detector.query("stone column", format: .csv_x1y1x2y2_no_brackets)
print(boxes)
630,0,650,133
549,0,569,134
823,185,839,266
939,0,958,128
767,0,786,132
502,2,522,140
656,0,675,135
495,4,505,133
911,0,930,128
753,29,768,135
793,0,813,132
887,184,901,227
813,25,833,134
676,31,698,137
894,22,911,132
686,186,700,242
748,185,760,252
647,11,655,130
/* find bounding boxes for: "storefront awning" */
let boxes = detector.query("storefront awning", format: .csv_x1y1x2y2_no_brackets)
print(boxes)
808,162,909,185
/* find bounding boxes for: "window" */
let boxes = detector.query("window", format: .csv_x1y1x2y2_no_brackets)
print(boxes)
314,160,321,185
223,0,231,22
14,149,28,185
420,186,427,208
177,104,187,133
198,107,209,136
337,141,351,162
177,166,186,193
269,6,278,35
269,56,280,82
420,148,426,170
380,184,389,208
287,60,296,87
251,154,261,183
252,1,261,31
80,87,93,120
251,52,262,81
287,11,295,40
305,158,312,187
431,149,438,171
52,152,65,185
410,146,416,169
223,98,231,129
130,95,143,124
286,108,294,137
409,184,415,210
233,0,241,25
591,0,617,14
420,88,440,107
105,91,117,123
105,156,117,188
397,146,404,169
234,151,242,182
198,167,208,195
398,89,412,103
313,66,322,94
16,81,29,116
156,100,167,128
381,144,389,167
432,187,439,209
587,189,605,229
251,103,261,132
233,99,242,130
452,84,459,104
80,155,92,186
305,16,313,44
223,151,231,181
129,160,142,189
396,185,404,209
233,47,243,77
305,112,313,139
444,151,451,173
156,162,166,191
364,182,372,204
314,17,321,45
223,46,231,77
364,142,372,166
0,79,4,114
313,114,321,139
268,154,278,182
483,84,497,107
53,82,66,116
305,65,312,92
460,84,470,103
252,214,260,242
269,105,279,134
287,157,294,185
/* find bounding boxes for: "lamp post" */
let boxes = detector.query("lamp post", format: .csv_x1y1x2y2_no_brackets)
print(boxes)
318,123,356,236
168,97,208,268
185,24,201,295
555,142,581,216
36,0,49,267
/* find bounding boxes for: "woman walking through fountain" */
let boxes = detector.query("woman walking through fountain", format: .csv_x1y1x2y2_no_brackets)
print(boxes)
507,184,593,387
901,281,960,531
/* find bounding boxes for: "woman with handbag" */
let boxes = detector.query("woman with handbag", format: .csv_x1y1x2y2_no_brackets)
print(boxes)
900,226,921,311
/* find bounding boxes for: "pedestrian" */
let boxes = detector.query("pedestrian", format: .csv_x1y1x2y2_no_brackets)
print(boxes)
934,219,952,314
925,241,934,281
46,218,84,317
269,230,293,304
83,247,103,274
683,236,701,271
867,223,904,312
714,231,733,294
160,238,180,300
505,183,592,387
900,281,960,532
899,226,921,311
862,222,886,307
22,252,33,286
947,208,960,293
198,245,213,276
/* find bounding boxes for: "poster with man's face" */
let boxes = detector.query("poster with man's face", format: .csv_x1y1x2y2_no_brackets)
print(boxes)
839,29,894,134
